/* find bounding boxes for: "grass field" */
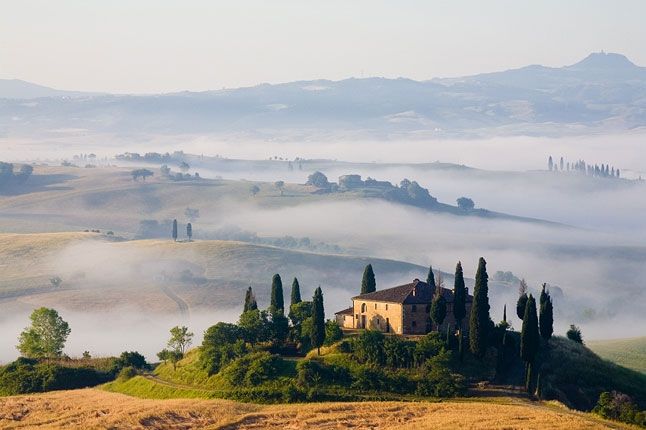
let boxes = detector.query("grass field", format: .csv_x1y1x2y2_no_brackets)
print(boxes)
588,337,646,374
0,388,636,429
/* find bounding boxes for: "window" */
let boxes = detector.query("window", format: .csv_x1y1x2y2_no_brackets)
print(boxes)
374,303,377,310
412,321,417,327
386,318,390,332
412,305,417,313
361,303,366,313
385,304,388,310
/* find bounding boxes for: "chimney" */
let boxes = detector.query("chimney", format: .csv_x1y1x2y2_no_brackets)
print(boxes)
412,278,420,296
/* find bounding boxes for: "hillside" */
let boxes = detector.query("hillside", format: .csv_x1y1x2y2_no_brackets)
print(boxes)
588,337,646,374
3,52,646,137
0,388,634,429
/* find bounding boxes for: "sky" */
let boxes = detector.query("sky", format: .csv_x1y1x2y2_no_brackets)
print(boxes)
1,0,646,94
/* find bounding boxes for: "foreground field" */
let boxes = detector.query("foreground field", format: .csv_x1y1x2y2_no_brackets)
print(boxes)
0,388,633,430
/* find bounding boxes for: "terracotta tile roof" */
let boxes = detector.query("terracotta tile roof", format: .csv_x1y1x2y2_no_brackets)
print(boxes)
335,306,353,315
351,279,473,305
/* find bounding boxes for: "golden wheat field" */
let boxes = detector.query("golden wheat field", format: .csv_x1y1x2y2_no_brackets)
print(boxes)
0,389,634,430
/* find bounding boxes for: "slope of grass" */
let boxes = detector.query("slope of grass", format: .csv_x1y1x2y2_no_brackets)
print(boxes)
587,337,646,374
0,387,636,429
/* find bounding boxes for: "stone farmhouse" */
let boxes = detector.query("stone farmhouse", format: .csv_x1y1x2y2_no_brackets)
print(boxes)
335,278,473,335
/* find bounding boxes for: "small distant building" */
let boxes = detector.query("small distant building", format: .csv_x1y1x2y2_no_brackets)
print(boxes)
335,278,473,335
338,174,364,189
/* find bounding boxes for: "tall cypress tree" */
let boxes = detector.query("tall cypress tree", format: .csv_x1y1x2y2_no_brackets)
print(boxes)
469,257,491,359
172,219,178,241
290,277,302,306
186,223,192,241
516,279,528,320
430,291,447,331
243,286,257,312
503,304,507,323
311,286,325,355
539,284,554,342
521,294,540,392
270,274,284,314
453,261,467,332
361,264,376,294
426,265,436,289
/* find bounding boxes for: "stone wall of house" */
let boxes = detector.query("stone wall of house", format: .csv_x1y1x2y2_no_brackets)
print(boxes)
353,300,403,334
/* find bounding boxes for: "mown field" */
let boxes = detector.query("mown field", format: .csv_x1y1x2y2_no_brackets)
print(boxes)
0,388,635,430
588,337,646,374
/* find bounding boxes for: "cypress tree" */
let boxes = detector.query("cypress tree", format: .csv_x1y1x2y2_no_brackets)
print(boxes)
426,265,436,289
539,284,554,341
186,223,192,241
453,261,467,332
520,294,540,392
430,290,447,331
243,286,258,312
270,274,284,314
503,304,507,323
469,257,491,359
172,219,178,241
311,286,325,355
360,264,376,294
516,279,528,320
290,277,302,306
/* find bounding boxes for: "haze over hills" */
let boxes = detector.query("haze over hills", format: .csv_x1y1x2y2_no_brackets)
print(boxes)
2,52,646,138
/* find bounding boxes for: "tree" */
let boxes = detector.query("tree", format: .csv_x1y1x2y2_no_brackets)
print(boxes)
17,307,71,359
179,161,190,172
324,320,343,345
306,171,330,189
456,197,475,211
430,289,447,331
249,184,260,197
548,156,553,171
270,274,284,314
311,286,325,355
560,157,564,171
520,295,540,392
172,219,178,241
238,310,270,345
426,265,436,289
290,277,302,306
516,279,529,320
274,180,285,196
361,264,376,294
131,168,153,181
566,324,583,344
167,325,194,355
186,223,192,241
50,276,62,288
453,261,467,332
469,257,491,359
539,284,553,341
244,286,258,312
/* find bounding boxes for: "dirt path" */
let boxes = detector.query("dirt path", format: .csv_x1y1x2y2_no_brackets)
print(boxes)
160,286,190,318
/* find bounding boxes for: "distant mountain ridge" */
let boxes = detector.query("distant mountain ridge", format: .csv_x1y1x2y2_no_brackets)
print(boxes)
2,52,646,137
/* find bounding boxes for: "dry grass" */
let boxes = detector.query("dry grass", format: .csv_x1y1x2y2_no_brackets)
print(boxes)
0,388,634,430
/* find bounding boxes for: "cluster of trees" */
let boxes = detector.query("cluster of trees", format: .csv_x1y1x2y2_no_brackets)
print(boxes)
547,156,621,178
0,162,33,189
160,164,200,181
131,168,153,181
593,391,646,426
116,151,185,163
158,326,194,369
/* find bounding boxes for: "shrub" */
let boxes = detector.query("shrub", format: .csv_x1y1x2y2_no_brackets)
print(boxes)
220,352,281,387
593,391,645,426
351,365,387,391
416,349,466,397
114,351,148,372
353,330,385,366
324,320,343,346
566,325,583,344
117,366,137,381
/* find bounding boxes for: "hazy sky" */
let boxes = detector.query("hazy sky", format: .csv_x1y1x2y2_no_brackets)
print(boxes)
2,0,645,93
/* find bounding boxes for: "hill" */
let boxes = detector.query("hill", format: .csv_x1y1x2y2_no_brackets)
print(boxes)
0,388,634,429
3,52,646,137
588,337,646,374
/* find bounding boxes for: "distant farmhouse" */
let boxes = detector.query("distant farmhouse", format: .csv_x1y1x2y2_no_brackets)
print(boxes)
335,279,473,335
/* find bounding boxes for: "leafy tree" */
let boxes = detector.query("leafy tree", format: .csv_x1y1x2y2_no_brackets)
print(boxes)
290,277,302,306
520,295,540,391
157,349,182,370
49,276,62,288
361,264,376,294
250,184,260,197
17,308,71,359
566,324,583,344
354,330,385,365
538,284,553,341
453,262,467,332
243,286,258,312
270,274,284,314
430,290,447,331
179,161,190,172
172,219,178,241
516,279,529,320
311,287,325,354
115,351,148,370
186,223,192,241
426,265,436,289
274,180,285,196
289,300,312,337
324,320,343,345
269,311,289,346
167,326,194,355
200,323,248,375
131,168,153,181
456,197,475,210
238,310,270,345
306,171,330,189
469,257,491,359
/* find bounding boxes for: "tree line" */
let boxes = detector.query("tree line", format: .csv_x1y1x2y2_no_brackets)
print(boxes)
548,155,620,178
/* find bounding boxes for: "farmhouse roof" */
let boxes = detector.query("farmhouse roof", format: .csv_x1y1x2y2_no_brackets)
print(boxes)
352,279,472,305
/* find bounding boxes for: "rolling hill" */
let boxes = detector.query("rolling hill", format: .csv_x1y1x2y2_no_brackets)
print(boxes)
588,337,646,374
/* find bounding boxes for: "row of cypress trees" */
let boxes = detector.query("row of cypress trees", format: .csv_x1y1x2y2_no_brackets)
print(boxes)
243,274,326,354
